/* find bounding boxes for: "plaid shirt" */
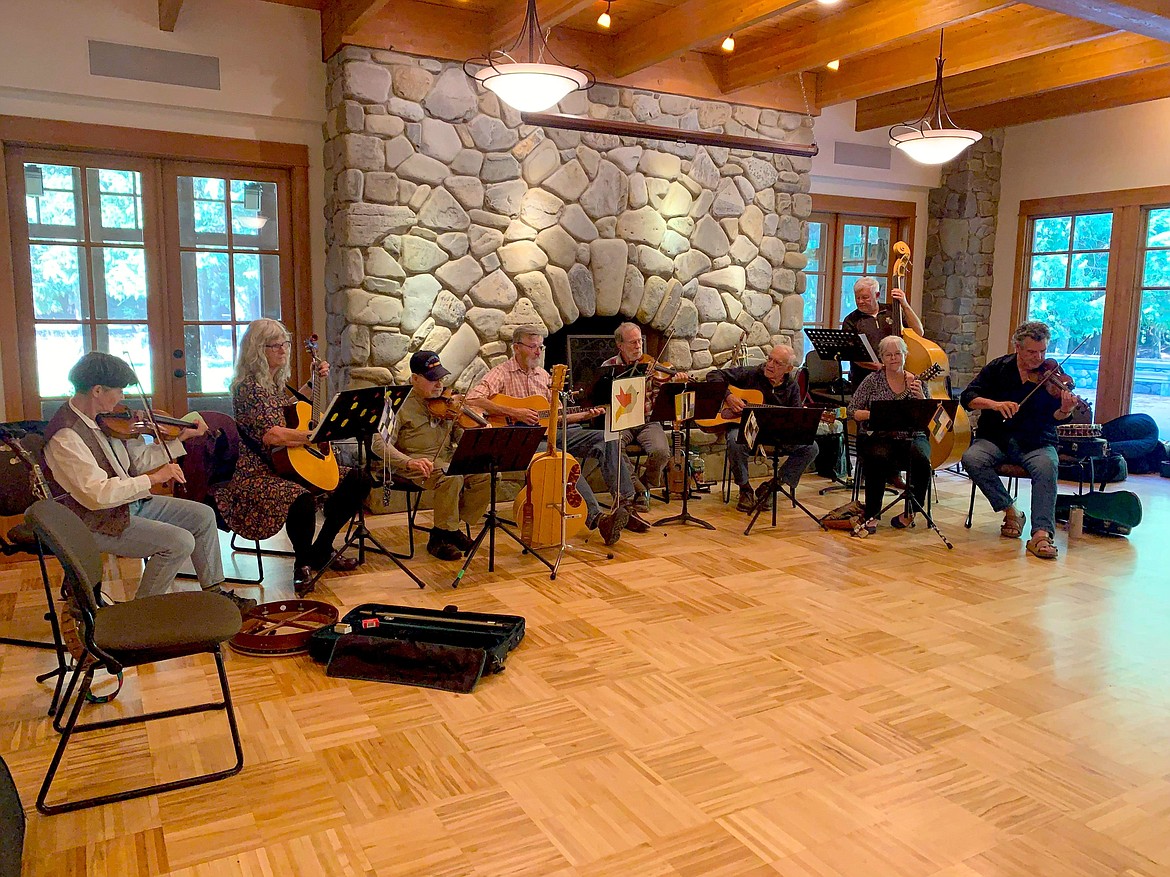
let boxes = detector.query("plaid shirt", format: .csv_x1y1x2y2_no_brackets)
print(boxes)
465,357,551,404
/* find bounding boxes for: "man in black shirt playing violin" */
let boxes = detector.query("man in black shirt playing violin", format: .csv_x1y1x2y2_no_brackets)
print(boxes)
41,351,255,610
961,321,1081,560
707,343,819,513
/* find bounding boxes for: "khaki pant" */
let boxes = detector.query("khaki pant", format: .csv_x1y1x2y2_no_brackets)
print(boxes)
413,470,491,532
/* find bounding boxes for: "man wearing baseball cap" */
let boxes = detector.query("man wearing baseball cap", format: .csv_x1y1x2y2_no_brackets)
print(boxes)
373,351,490,560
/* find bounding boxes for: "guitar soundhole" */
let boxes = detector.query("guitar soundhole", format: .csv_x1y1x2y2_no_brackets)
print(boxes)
566,463,583,507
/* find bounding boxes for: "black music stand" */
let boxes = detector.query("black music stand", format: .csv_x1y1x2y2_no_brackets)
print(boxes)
742,407,827,535
299,386,430,594
650,382,724,531
446,425,545,589
806,327,872,495
868,399,961,550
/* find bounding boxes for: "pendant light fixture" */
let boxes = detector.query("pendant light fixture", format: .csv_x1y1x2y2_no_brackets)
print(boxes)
464,0,594,113
888,31,981,166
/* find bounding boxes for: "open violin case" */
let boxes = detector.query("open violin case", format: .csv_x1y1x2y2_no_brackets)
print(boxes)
309,603,525,693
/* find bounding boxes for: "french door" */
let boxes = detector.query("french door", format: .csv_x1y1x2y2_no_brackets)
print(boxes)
7,147,295,418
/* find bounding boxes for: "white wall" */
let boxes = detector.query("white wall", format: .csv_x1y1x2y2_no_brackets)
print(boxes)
810,103,941,311
990,97,1170,356
0,0,326,417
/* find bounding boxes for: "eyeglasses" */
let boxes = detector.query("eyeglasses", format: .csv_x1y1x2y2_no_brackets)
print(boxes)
265,340,292,350
515,341,545,351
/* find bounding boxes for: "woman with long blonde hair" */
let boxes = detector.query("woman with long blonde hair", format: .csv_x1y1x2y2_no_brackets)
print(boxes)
212,319,366,595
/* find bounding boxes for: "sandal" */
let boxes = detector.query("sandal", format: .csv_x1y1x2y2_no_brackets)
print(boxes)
851,518,877,538
1000,510,1026,539
891,512,915,529
1026,533,1058,560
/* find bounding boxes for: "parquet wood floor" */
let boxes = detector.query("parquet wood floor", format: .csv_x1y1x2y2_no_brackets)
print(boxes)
3,469,1170,876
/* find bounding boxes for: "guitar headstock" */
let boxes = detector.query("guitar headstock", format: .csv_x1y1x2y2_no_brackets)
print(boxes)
550,364,567,396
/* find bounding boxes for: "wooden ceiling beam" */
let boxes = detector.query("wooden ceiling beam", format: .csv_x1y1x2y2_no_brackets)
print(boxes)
322,0,394,59
611,0,808,78
1024,0,1170,42
948,63,1170,129
818,8,1115,106
720,0,1012,94
158,0,185,31
855,33,1170,130
490,0,597,50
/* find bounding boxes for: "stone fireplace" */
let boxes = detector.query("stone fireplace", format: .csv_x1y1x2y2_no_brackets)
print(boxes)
322,48,814,393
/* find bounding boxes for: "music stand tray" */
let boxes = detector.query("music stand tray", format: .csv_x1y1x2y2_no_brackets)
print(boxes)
867,399,960,549
446,425,546,588
741,407,826,534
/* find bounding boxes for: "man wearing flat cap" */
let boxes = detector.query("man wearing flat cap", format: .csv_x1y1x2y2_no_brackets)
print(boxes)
41,351,255,611
373,351,490,561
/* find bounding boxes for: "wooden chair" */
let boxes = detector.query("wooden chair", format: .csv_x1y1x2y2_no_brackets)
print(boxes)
25,499,244,815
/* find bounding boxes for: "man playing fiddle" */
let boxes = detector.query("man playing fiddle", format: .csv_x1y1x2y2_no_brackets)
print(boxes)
961,321,1080,560
841,277,923,389
464,326,642,545
372,351,491,561
42,351,256,610
601,322,687,512
706,343,819,513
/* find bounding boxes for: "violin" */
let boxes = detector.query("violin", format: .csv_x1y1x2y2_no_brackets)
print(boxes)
97,404,195,442
424,389,490,428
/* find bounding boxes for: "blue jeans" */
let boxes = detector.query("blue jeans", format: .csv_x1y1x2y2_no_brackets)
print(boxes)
962,438,1058,536
726,427,818,491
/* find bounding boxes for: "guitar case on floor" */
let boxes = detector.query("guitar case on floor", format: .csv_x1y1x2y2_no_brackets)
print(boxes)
1055,490,1143,536
308,603,525,693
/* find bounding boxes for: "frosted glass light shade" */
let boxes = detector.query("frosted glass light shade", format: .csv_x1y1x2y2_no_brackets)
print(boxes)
473,62,590,113
890,128,982,165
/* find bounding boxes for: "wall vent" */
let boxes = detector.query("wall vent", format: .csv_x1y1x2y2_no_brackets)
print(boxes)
88,40,220,90
833,141,892,170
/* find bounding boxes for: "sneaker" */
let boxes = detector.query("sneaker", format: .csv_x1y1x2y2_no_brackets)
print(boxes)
427,534,463,561
598,506,629,546
634,490,651,514
208,586,257,614
736,486,756,513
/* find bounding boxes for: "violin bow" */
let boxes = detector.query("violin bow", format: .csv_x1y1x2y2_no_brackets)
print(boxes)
122,350,177,466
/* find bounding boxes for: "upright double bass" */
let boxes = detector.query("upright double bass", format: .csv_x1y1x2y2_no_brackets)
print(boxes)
890,241,971,468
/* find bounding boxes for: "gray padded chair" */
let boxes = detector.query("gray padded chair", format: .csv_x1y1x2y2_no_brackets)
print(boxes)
24,499,245,815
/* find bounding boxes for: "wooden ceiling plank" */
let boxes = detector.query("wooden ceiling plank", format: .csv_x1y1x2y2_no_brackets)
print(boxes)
721,0,1013,94
322,0,395,58
818,9,1115,106
490,0,597,50
158,0,185,31
1024,0,1170,42
855,33,1170,130
611,0,809,78
948,64,1170,129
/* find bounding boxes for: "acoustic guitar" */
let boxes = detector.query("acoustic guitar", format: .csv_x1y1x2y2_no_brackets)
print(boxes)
890,241,972,469
272,335,341,492
512,365,587,548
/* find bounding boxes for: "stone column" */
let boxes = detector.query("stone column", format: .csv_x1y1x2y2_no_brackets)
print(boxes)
921,129,1004,390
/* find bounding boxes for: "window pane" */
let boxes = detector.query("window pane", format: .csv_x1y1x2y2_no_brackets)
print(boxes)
1033,217,1071,253
181,251,231,320
1147,208,1170,246
1069,252,1109,289
35,324,88,397
230,179,279,251
1143,249,1170,288
30,244,88,320
93,247,149,320
25,164,83,241
98,324,152,394
1071,212,1112,251
185,324,236,395
1030,254,1069,289
803,273,820,324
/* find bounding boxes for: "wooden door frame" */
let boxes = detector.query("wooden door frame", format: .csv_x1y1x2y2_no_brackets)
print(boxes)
0,115,311,419
1012,185,1170,423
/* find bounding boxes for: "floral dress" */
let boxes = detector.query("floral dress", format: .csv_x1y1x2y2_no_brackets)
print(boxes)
211,377,332,541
